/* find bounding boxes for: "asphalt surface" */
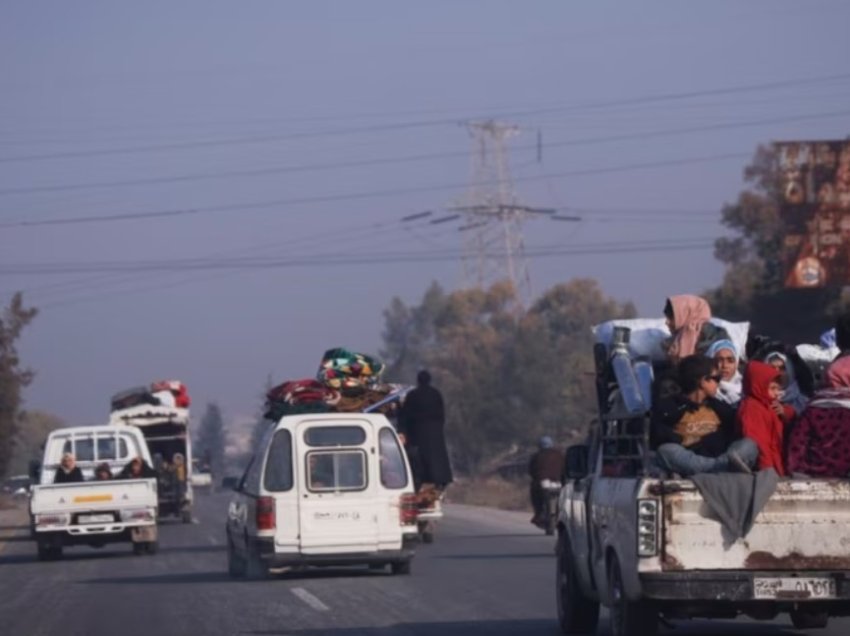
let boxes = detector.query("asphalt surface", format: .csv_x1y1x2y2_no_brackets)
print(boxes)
0,493,848,636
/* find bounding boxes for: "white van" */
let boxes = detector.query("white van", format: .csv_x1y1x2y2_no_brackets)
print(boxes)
226,413,419,577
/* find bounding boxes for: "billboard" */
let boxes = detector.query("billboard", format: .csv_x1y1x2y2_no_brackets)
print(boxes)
779,140,850,288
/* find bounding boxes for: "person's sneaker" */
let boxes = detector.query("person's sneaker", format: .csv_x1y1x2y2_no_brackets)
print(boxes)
728,450,753,475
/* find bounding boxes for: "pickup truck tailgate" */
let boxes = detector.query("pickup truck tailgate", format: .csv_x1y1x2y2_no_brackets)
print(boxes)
661,479,850,571
31,479,157,514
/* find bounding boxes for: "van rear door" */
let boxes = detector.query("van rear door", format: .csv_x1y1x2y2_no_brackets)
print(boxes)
295,420,380,554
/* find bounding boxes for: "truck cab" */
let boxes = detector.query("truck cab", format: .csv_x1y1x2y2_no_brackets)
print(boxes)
29,426,159,559
555,327,850,635
226,413,419,578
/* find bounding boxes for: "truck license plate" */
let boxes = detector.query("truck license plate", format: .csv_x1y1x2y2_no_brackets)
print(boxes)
78,514,113,524
753,577,836,600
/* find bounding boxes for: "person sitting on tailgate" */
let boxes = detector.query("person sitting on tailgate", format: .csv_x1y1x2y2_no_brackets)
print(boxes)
651,355,757,477
93,463,113,481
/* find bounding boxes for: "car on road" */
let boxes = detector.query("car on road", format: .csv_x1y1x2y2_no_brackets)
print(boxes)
2,475,32,499
226,412,419,578
191,458,213,492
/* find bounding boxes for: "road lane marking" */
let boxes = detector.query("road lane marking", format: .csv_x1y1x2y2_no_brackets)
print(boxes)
291,587,329,612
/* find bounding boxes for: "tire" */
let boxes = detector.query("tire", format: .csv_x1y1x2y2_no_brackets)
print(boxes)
790,610,829,629
133,542,145,556
608,554,657,636
556,535,599,634
36,539,53,562
227,534,247,579
145,541,158,555
181,510,193,524
391,560,412,575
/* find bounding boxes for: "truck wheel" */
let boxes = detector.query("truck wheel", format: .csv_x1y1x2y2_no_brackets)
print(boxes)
790,610,829,629
608,555,657,636
145,541,159,555
133,542,145,556
556,535,599,634
391,560,412,575
37,539,59,561
227,537,247,579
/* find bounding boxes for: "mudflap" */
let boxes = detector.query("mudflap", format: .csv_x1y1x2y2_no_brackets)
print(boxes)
131,525,158,543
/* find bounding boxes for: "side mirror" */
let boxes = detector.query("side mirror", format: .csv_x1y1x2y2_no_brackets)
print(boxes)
564,444,590,480
29,460,41,481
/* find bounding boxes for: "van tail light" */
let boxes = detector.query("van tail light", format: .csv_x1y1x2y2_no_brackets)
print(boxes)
256,496,276,531
399,493,418,526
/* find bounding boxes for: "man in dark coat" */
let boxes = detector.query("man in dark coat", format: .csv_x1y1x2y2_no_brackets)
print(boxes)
53,453,84,484
398,370,453,489
528,436,564,525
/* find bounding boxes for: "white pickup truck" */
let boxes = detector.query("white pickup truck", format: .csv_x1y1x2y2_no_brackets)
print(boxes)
30,426,159,560
555,331,850,636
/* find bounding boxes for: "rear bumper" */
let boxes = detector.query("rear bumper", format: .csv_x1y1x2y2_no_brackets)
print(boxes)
641,571,850,605
253,536,416,567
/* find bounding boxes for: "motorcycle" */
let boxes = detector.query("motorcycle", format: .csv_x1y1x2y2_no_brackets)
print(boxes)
535,479,562,536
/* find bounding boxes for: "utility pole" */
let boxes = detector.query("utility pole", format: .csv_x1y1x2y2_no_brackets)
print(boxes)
453,120,552,310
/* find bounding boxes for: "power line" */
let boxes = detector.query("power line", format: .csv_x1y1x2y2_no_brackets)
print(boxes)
0,150,751,229
0,238,714,276
1,107,848,198
1,72,848,164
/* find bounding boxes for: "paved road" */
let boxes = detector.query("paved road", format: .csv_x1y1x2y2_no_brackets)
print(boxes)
0,494,848,636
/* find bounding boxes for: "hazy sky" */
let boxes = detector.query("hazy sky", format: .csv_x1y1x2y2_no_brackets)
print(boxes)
2,1,850,426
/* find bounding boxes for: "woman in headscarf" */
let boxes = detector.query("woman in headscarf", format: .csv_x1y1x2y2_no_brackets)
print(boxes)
764,351,808,416
53,453,84,484
786,356,850,477
706,339,743,406
664,295,729,364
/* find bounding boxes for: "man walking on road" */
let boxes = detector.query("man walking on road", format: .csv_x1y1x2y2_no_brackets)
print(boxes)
398,370,454,490
528,436,564,526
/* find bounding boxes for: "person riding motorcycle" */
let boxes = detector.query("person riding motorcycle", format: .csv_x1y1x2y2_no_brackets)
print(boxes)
528,436,564,526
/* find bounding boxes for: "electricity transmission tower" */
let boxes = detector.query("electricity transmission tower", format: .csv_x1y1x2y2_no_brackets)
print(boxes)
453,120,551,309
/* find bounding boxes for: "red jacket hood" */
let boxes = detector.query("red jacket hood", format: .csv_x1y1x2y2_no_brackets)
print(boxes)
743,361,781,406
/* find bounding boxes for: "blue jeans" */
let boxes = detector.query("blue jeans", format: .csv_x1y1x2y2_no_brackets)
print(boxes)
656,438,758,477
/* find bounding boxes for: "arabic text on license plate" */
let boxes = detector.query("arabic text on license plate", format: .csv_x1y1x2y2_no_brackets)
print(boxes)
753,577,836,600
78,514,113,524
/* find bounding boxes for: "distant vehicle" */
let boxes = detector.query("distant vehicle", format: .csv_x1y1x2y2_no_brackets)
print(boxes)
110,402,194,523
2,475,31,499
226,413,418,578
190,458,213,491
29,426,158,560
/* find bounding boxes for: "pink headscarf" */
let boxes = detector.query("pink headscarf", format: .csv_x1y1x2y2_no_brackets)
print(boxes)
666,295,712,363
826,355,850,389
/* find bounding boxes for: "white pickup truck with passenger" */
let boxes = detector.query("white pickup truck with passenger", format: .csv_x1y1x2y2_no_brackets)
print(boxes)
29,426,159,560
555,323,850,635
226,413,419,578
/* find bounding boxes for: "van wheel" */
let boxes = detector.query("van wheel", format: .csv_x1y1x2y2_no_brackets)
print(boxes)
790,610,829,629
608,554,657,636
227,538,247,579
145,541,158,555
556,535,599,634
391,560,412,575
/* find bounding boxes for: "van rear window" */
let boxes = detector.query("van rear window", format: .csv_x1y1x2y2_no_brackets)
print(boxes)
303,426,366,447
263,430,293,492
306,451,367,492
379,428,408,489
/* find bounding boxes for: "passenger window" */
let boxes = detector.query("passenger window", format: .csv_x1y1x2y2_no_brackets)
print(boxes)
306,451,367,492
263,430,293,492
378,428,408,489
304,426,366,447
118,437,129,459
74,439,95,462
62,440,72,456
97,436,117,461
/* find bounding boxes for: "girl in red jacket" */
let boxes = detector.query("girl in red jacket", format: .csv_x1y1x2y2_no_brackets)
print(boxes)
737,361,787,476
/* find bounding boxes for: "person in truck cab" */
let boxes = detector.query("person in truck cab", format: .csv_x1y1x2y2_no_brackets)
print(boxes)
528,436,564,526
651,355,758,477
53,453,84,484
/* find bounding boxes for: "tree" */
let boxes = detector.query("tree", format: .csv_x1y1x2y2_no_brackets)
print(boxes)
9,410,65,476
195,403,226,477
0,293,38,477
380,279,635,474
707,145,841,342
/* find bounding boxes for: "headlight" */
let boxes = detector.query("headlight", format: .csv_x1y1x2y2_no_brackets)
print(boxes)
637,498,658,557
